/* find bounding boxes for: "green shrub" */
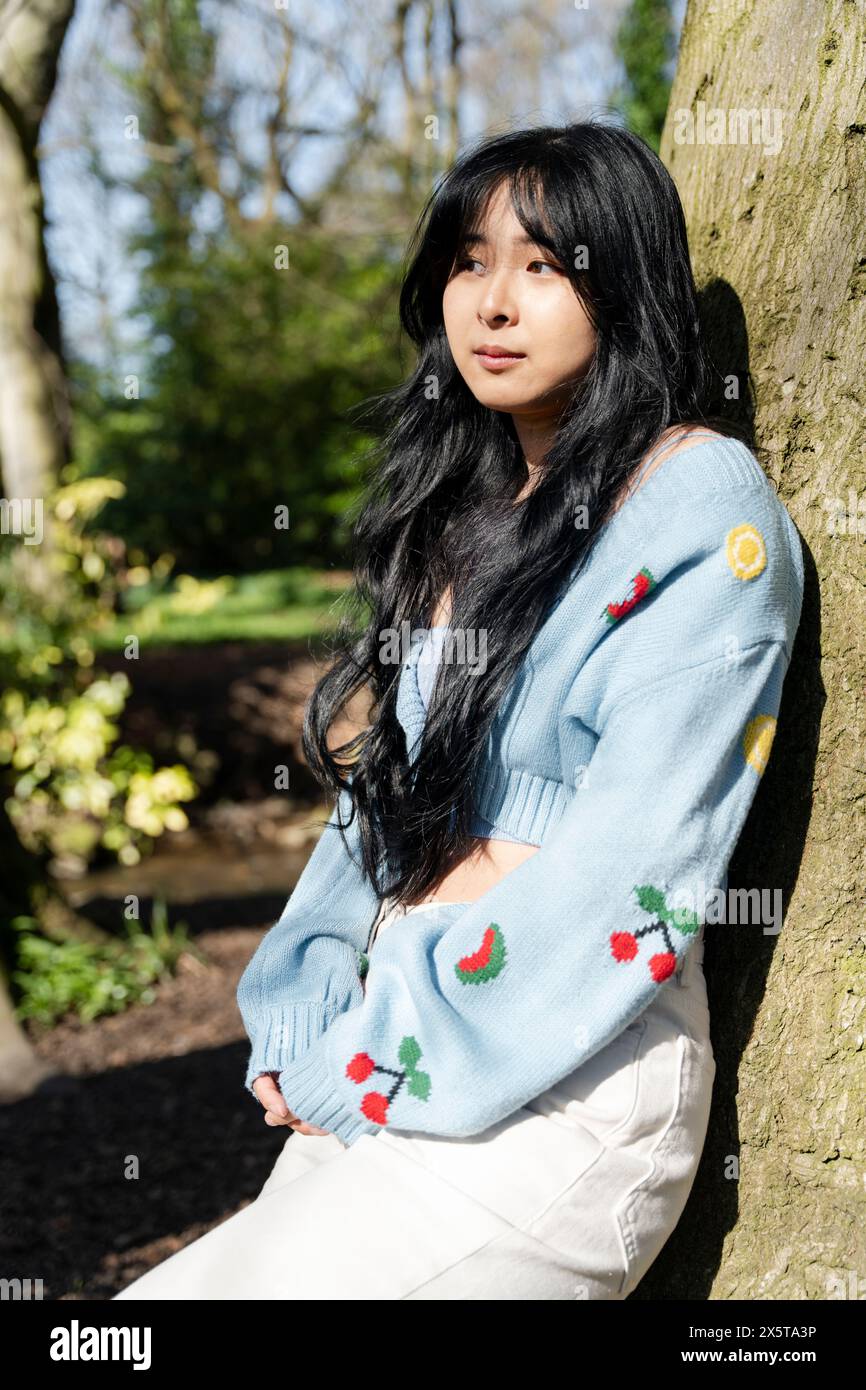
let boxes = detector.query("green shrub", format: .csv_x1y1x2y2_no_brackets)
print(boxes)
0,477,198,876
10,898,200,1028
1,675,196,872
0,473,200,1024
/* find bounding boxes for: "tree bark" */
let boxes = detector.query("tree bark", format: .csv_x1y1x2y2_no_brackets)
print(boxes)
648,0,865,1300
0,0,75,1096
0,794,55,1101
0,0,75,599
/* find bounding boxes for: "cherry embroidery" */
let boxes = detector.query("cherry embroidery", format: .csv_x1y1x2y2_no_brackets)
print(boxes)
602,566,657,624
610,884,699,982
345,1036,430,1127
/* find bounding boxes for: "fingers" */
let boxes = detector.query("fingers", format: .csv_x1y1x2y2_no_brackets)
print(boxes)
263,1111,328,1135
252,1073,289,1118
264,1109,297,1127
252,1073,330,1134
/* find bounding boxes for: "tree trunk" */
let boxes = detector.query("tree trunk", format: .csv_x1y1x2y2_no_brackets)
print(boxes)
0,796,56,1101
648,0,865,1299
0,0,75,600
0,0,75,1095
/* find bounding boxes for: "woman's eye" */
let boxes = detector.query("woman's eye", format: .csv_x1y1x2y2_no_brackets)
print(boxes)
454,255,562,275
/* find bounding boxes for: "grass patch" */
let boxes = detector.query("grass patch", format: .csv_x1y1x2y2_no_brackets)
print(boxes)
92,566,360,650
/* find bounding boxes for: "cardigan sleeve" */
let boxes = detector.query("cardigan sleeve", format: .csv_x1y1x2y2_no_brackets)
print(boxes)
274,633,796,1145
236,785,382,1095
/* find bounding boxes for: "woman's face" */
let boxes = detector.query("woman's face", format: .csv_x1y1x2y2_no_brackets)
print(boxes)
442,182,597,423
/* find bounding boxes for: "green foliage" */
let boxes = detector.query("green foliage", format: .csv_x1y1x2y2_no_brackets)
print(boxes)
73,229,402,576
10,897,199,1027
0,676,196,869
0,477,129,679
70,0,402,576
0,480,198,878
94,565,359,650
613,0,677,152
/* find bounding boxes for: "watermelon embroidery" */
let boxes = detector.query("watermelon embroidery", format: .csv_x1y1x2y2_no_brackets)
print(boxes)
454,922,507,984
345,1036,430,1127
610,884,699,982
602,566,656,624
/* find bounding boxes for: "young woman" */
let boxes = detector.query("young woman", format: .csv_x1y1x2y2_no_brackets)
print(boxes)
114,120,803,1300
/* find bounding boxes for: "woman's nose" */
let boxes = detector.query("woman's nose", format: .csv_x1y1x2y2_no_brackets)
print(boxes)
477,269,519,323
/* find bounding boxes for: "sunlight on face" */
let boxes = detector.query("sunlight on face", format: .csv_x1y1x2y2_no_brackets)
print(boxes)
442,182,597,423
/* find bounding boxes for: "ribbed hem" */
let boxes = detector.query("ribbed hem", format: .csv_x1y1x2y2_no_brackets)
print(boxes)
277,1046,380,1147
472,764,569,844
243,1001,343,1096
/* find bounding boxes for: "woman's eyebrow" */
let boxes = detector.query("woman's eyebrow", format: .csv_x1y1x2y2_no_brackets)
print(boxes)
462,230,558,252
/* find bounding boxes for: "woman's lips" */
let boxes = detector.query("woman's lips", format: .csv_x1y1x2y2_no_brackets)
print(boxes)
473,351,526,370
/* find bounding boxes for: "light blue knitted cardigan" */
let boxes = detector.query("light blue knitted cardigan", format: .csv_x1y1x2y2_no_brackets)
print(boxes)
237,435,804,1145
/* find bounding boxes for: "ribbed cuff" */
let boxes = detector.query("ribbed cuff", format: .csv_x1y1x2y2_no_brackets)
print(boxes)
243,1001,343,1096
277,1042,380,1148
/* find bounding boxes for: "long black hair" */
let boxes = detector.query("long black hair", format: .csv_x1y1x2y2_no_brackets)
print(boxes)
303,118,738,908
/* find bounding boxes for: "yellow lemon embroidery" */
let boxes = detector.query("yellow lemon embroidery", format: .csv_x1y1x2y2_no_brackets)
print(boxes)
743,714,776,776
726,523,767,580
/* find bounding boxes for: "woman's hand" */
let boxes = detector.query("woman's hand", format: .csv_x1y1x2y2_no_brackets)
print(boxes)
252,1072,331,1135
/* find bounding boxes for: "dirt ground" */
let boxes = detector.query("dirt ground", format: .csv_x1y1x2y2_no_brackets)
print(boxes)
3,922,283,1299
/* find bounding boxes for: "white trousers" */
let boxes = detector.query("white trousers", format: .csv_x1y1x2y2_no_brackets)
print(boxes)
113,899,715,1300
